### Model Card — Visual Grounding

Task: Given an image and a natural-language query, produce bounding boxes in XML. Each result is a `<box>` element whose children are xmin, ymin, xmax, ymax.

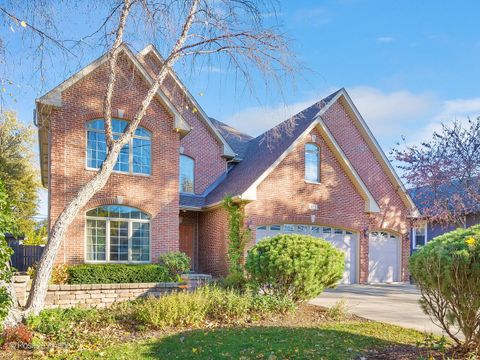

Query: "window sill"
<box><xmin>85</xmin><ymin>167</ymin><xmax>152</xmax><ymax>178</ymax></box>
<box><xmin>304</xmin><ymin>180</ymin><xmax>321</xmax><ymax>185</ymax></box>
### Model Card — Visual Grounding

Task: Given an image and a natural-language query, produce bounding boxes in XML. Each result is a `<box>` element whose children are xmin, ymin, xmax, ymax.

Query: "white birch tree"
<box><xmin>2</xmin><ymin>0</ymin><xmax>297</xmax><ymax>325</ymax></box>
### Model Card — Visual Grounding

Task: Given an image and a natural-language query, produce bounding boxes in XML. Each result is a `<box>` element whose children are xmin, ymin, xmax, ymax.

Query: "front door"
<box><xmin>179</xmin><ymin>223</ymin><xmax>194</xmax><ymax>269</ymax></box>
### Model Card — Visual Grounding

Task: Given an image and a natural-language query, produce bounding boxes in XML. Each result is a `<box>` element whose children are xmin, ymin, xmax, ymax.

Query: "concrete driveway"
<box><xmin>310</xmin><ymin>283</ymin><xmax>445</xmax><ymax>335</ymax></box>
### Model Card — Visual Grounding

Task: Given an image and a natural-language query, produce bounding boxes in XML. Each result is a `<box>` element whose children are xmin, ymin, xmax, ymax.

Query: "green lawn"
<box><xmin>71</xmin><ymin>321</ymin><xmax>427</xmax><ymax>360</ymax></box>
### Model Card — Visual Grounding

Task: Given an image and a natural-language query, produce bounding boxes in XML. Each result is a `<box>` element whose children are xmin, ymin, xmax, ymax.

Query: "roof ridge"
<box><xmin>252</xmin><ymin>89</ymin><xmax>343</xmax><ymax>142</ymax></box>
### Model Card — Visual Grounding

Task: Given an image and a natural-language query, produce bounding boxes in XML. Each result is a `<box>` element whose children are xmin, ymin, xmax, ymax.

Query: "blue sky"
<box><xmin>2</xmin><ymin>0</ymin><xmax>480</xmax><ymax>218</ymax></box>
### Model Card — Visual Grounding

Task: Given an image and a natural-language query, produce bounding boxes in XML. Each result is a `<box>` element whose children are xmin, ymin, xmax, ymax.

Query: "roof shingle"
<box><xmin>204</xmin><ymin>90</ymin><xmax>341</xmax><ymax>205</ymax></box>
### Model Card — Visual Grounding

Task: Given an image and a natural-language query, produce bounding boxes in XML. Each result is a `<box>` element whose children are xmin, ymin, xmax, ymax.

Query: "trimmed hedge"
<box><xmin>67</xmin><ymin>264</ymin><xmax>172</xmax><ymax>284</ymax></box>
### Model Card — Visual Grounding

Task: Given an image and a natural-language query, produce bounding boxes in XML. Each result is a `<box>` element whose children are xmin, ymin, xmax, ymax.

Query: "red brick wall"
<box><xmin>197</xmin><ymin>207</ymin><xmax>229</xmax><ymax>276</ymax></box>
<box><xmin>140</xmin><ymin>52</ymin><xmax>227</xmax><ymax>194</ymax></box>
<box><xmin>242</xmin><ymin>99</ymin><xmax>411</xmax><ymax>282</ymax></box>
<box><xmin>48</xmin><ymin>54</ymin><xmax>180</xmax><ymax>264</ymax></box>
<box><xmin>322</xmin><ymin>100</ymin><xmax>411</xmax><ymax>281</ymax></box>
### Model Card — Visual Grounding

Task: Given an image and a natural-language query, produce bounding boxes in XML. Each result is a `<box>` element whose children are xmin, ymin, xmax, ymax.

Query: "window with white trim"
<box><xmin>179</xmin><ymin>154</ymin><xmax>195</xmax><ymax>193</ymax></box>
<box><xmin>305</xmin><ymin>143</ymin><xmax>320</xmax><ymax>182</ymax></box>
<box><xmin>87</xmin><ymin>119</ymin><xmax>151</xmax><ymax>175</ymax></box>
<box><xmin>413</xmin><ymin>223</ymin><xmax>427</xmax><ymax>249</ymax></box>
<box><xmin>86</xmin><ymin>205</ymin><xmax>150</xmax><ymax>262</ymax></box>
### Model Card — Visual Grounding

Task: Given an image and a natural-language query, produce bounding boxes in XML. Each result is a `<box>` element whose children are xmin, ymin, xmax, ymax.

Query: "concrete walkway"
<box><xmin>310</xmin><ymin>284</ymin><xmax>446</xmax><ymax>335</ymax></box>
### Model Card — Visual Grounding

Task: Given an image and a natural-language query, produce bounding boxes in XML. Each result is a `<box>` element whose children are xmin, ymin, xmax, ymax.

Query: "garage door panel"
<box><xmin>255</xmin><ymin>224</ymin><xmax>357</xmax><ymax>284</ymax></box>
<box><xmin>368</xmin><ymin>232</ymin><xmax>400</xmax><ymax>283</ymax></box>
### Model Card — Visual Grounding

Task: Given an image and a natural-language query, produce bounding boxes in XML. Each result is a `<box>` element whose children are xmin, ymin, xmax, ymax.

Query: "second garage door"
<box><xmin>368</xmin><ymin>232</ymin><xmax>400</xmax><ymax>283</ymax></box>
<box><xmin>256</xmin><ymin>224</ymin><xmax>358</xmax><ymax>284</ymax></box>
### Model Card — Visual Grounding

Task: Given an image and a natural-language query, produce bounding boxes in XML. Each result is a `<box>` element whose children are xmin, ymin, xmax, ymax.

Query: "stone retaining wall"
<box><xmin>13</xmin><ymin>276</ymin><xmax>182</xmax><ymax>309</ymax></box>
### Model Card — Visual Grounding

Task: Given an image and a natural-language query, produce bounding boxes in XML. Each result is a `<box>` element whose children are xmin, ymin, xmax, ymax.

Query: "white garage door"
<box><xmin>368</xmin><ymin>232</ymin><xmax>400</xmax><ymax>283</ymax></box>
<box><xmin>256</xmin><ymin>224</ymin><xmax>357</xmax><ymax>284</ymax></box>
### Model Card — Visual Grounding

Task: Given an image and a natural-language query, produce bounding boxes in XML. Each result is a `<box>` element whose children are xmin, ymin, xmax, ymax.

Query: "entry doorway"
<box><xmin>179</xmin><ymin>223</ymin><xmax>195</xmax><ymax>270</ymax></box>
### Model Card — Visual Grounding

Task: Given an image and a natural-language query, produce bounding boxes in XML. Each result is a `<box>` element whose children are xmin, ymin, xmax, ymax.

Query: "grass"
<box><xmin>67</xmin><ymin>315</ymin><xmax>427</xmax><ymax>360</ymax></box>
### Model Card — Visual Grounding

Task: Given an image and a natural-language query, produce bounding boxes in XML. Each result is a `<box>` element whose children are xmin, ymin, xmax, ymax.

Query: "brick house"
<box><xmin>36</xmin><ymin>44</ymin><xmax>418</xmax><ymax>284</ymax></box>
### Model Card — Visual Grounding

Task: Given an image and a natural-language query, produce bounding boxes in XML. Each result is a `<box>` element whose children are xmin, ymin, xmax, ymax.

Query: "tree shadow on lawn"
<box><xmin>136</xmin><ymin>326</ymin><xmax>419</xmax><ymax>360</ymax></box>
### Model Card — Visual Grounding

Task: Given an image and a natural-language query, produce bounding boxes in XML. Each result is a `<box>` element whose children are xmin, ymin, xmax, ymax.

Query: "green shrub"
<box><xmin>26</xmin><ymin>307</ymin><xmax>113</xmax><ymax>342</ymax></box>
<box><xmin>219</xmin><ymin>272</ymin><xmax>247</xmax><ymax>291</ymax></box>
<box><xmin>67</xmin><ymin>264</ymin><xmax>172</xmax><ymax>284</ymax></box>
<box><xmin>158</xmin><ymin>252</ymin><xmax>190</xmax><ymax>278</ymax></box>
<box><xmin>133</xmin><ymin>290</ymin><xmax>210</xmax><ymax>328</ymax></box>
<box><xmin>410</xmin><ymin>225</ymin><xmax>480</xmax><ymax>352</ymax></box>
<box><xmin>246</xmin><ymin>234</ymin><xmax>345</xmax><ymax>302</ymax></box>
<box><xmin>131</xmin><ymin>286</ymin><xmax>295</xmax><ymax>328</ymax></box>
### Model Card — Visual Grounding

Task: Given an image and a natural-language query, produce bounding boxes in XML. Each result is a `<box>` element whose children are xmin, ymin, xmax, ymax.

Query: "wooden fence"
<box><xmin>9</xmin><ymin>243</ymin><xmax>44</xmax><ymax>272</ymax></box>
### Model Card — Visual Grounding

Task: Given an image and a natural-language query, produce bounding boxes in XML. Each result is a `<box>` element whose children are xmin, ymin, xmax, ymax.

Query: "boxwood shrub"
<box><xmin>67</xmin><ymin>264</ymin><xmax>172</xmax><ymax>284</ymax></box>
<box><xmin>246</xmin><ymin>234</ymin><xmax>345</xmax><ymax>302</ymax></box>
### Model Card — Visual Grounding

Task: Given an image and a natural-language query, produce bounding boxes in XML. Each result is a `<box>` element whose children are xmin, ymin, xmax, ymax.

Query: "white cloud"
<box><xmin>376</xmin><ymin>36</ymin><xmax>395</xmax><ymax>43</ymax></box>
<box><xmin>225</xmin><ymin>99</ymin><xmax>321</xmax><ymax>136</ymax></box>
<box><xmin>224</xmin><ymin>86</ymin><xmax>480</xmax><ymax>155</ymax></box>
<box><xmin>348</xmin><ymin>86</ymin><xmax>438</xmax><ymax>138</ymax></box>
<box><xmin>411</xmin><ymin>97</ymin><xmax>480</xmax><ymax>144</ymax></box>
<box><xmin>225</xmin><ymin>87</ymin><xmax>440</xmax><ymax>140</ymax></box>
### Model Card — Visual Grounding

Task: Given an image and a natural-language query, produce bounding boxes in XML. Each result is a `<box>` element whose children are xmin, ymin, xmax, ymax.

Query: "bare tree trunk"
<box><xmin>5</xmin><ymin>0</ymin><xmax>290</xmax><ymax>321</ymax></box>
<box><xmin>25</xmin><ymin>142</ymin><xmax>123</xmax><ymax>315</ymax></box>
<box><xmin>23</xmin><ymin>0</ymin><xmax>200</xmax><ymax>318</ymax></box>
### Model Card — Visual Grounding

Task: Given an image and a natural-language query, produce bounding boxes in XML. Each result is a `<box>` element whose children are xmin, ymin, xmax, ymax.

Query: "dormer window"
<box><xmin>305</xmin><ymin>143</ymin><xmax>320</xmax><ymax>183</ymax></box>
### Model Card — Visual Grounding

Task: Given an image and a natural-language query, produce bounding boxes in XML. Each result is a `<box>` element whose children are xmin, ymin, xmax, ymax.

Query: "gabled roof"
<box><xmin>36</xmin><ymin>43</ymin><xmax>238</xmax><ymax>187</ymax></box>
<box><xmin>205</xmin><ymin>90</ymin><xmax>340</xmax><ymax>206</ymax></box>
<box><xmin>138</xmin><ymin>44</ymin><xmax>236</xmax><ymax>158</ymax></box>
<box><xmin>36</xmin><ymin>43</ymin><xmax>191</xmax><ymax>135</ymax></box>
<box><xmin>203</xmin><ymin>89</ymin><xmax>386</xmax><ymax>213</ymax></box>
<box><xmin>201</xmin><ymin>88</ymin><xmax>417</xmax><ymax>214</ymax></box>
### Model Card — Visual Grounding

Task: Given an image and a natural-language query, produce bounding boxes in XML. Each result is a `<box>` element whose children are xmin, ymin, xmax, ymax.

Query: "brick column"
<box><xmin>359</xmin><ymin>231</ymin><xmax>369</xmax><ymax>284</ymax></box>
<box><xmin>401</xmin><ymin>233</ymin><xmax>411</xmax><ymax>282</ymax></box>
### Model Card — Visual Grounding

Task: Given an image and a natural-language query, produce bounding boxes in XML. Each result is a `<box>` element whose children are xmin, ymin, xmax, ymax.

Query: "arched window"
<box><xmin>179</xmin><ymin>154</ymin><xmax>194</xmax><ymax>193</ymax></box>
<box><xmin>305</xmin><ymin>143</ymin><xmax>320</xmax><ymax>183</ymax></box>
<box><xmin>87</xmin><ymin>119</ymin><xmax>151</xmax><ymax>175</ymax></box>
<box><xmin>86</xmin><ymin>205</ymin><xmax>150</xmax><ymax>262</ymax></box>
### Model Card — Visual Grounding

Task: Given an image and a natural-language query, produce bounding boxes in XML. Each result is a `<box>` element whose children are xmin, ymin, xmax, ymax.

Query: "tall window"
<box><xmin>87</xmin><ymin>119</ymin><xmax>151</xmax><ymax>175</ymax></box>
<box><xmin>179</xmin><ymin>155</ymin><xmax>194</xmax><ymax>193</ymax></box>
<box><xmin>413</xmin><ymin>223</ymin><xmax>427</xmax><ymax>249</ymax></box>
<box><xmin>305</xmin><ymin>143</ymin><xmax>320</xmax><ymax>183</ymax></box>
<box><xmin>86</xmin><ymin>205</ymin><xmax>150</xmax><ymax>262</ymax></box>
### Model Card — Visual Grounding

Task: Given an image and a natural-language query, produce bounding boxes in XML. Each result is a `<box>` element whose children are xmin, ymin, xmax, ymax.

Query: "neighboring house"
<box><xmin>409</xmin><ymin>182</ymin><xmax>480</xmax><ymax>250</ymax></box>
<box><xmin>35</xmin><ymin>43</ymin><xmax>418</xmax><ymax>284</ymax></box>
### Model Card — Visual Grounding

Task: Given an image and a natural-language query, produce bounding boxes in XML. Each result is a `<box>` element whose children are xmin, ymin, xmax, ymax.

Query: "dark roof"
<box><xmin>180</xmin><ymin>193</ymin><xmax>206</xmax><ymax>208</ymax></box>
<box><xmin>209</xmin><ymin>118</ymin><xmax>253</xmax><ymax>159</ymax></box>
<box><xmin>408</xmin><ymin>178</ymin><xmax>480</xmax><ymax>215</ymax></box>
<box><xmin>204</xmin><ymin>90</ymin><xmax>341</xmax><ymax>205</ymax></box>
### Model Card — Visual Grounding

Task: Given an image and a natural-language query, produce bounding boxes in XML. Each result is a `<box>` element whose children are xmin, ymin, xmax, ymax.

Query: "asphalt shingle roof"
<box><xmin>204</xmin><ymin>90</ymin><xmax>341</xmax><ymax>206</ymax></box>
<box><xmin>209</xmin><ymin>118</ymin><xmax>253</xmax><ymax>159</ymax></box>
<box><xmin>408</xmin><ymin>178</ymin><xmax>480</xmax><ymax>215</ymax></box>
